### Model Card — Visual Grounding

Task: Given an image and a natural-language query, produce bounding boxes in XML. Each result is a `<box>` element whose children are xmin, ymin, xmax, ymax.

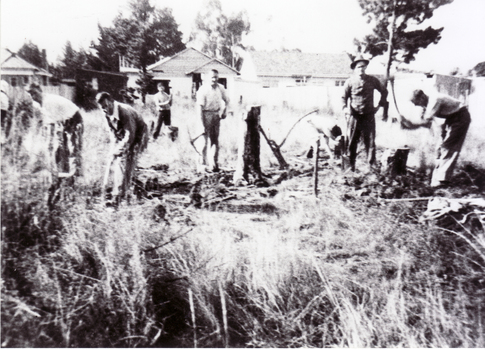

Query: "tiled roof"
<box><xmin>148</xmin><ymin>47</ymin><xmax>212</xmax><ymax>76</ymax></box>
<box><xmin>148</xmin><ymin>47</ymin><xmax>238</xmax><ymax>77</ymax></box>
<box><xmin>248</xmin><ymin>51</ymin><xmax>353</xmax><ymax>77</ymax></box>
<box><xmin>186</xmin><ymin>58</ymin><xmax>239</xmax><ymax>75</ymax></box>
<box><xmin>1</xmin><ymin>48</ymin><xmax>51</xmax><ymax>76</ymax></box>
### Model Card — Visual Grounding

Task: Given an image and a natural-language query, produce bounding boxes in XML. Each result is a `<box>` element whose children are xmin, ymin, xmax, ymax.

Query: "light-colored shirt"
<box><xmin>155</xmin><ymin>90</ymin><xmax>172</xmax><ymax>111</ymax></box>
<box><xmin>422</xmin><ymin>92</ymin><xmax>466</xmax><ymax>121</ymax></box>
<box><xmin>196</xmin><ymin>83</ymin><xmax>229</xmax><ymax>112</ymax></box>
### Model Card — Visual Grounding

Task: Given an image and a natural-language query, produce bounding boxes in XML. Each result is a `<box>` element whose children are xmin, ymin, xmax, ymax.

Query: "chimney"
<box><xmin>42</xmin><ymin>49</ymin><xmax>48</xmax><ymax>71</ymax></box>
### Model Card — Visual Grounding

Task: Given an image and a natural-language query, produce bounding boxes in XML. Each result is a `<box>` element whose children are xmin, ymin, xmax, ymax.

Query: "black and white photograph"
<box><xmin>1</xmin><ymin>0</ymin><xmax>485</xmax><ymax>347</ymax></box>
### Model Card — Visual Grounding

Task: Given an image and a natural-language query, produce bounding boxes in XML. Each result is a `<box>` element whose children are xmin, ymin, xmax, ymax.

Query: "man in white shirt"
<box><xmin>196</xmin><ymin>69</ymin><xmax>229</xmax><ymax>172</ymax></box>
<box><xmin>153</xmin><ymin>82</ymin><xmax>172</xmax><ymax>139</ymax></box>
<box><xmin>400</xmin><ymin>89</ymin><xmax>471</xmax><ymax>187</ymax></box>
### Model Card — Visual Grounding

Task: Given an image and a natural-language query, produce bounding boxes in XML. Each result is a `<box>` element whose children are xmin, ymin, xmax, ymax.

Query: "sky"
<box><xmin>1</xmin><ymin>0</ymin><xmax>484</xmax><ymax>75</ymax></box>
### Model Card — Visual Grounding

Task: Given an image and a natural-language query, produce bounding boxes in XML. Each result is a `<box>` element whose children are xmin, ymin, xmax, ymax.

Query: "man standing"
<box><xmin>400</xmin><ymin>89</ymin><xmax>471</xmax><ymax>188</ymax></box>
<box><xmin>342</xmin><ymin>56</ymin><xmax>388</xmax><ymax>172</ymax></box>
<box><xmin>196</xmin><ymin>69</ymin><xmax>229</xmax><ymax>172</ymax></box>
<box><xmin>96</xmin><ymin>92</ymin><xmax>148</xmax><ymax>204</ymax></box>
<box><xmin>153</xmin><ymin>82</ymin><xmax>172</xmax><ymax>139</ymax></box>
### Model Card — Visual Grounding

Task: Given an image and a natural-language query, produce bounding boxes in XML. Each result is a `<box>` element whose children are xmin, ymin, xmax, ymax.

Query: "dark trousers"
<box><xmin>347</xmin><ymin>112</ymin><xmax>376</xmax><ymax>170</ymax></box>
<box><xmin>153</xmin><ymin>110</ymin><xmax>171</xmax><ymax>139</ymax></box>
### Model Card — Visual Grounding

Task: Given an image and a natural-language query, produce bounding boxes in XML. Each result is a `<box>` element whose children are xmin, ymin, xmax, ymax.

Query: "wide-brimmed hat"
<box><xmin>350</xmin><ymin>55</ymin><xmax>370</xmax><ymax>69</ymax></box>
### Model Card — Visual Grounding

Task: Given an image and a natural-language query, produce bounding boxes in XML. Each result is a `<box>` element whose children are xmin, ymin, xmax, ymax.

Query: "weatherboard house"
<box><xmin>1</xmin><ymin>48</ymin><xmax>52</xmax><ymax>87</ymax></box>
<box><xmin>238</xmin><ymin>50</ymin><xmax>353</xmax><ymax>88</ymax></box>
<box><xmin>146</xmin><ymin>47</ymin><xmax>240</xmax><ymax>100</ymax></box>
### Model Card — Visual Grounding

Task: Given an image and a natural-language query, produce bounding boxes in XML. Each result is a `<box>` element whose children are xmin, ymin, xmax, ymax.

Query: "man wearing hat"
<box><xmin>342</xmin><ymin>56</ymin><xmax>388</xmax><ymax>172</ymax></box>
<box><xmin>96</xmin><ymin>92</ymin><xmax>148</xmax><ymax>205</ymax></box>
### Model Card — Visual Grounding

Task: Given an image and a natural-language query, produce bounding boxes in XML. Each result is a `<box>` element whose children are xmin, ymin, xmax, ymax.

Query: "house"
<box><xmin>238</xmin><ymin>51</ymin><xmax>353</xmax><ymax>88</ymax></box>
<box><xmin>147</xmin><ymin>47</ymin><xmax>240</xmax><ymax>100</ymax></box>
<box><xmin>1</xmin><ymin>48</ymin><xmax>52</xmax><ymax>87</ymax></box>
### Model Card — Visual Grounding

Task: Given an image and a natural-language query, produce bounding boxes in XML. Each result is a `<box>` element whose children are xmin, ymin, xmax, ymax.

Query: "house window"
<box><xmin>24</xmin><ymin>76</ymin><xmax>30</xmax><ymax>85</ymax></box>
<box><xmin>295</xmin><ymin>76</ymin><xmax>307</xmax><ymax>86</ymax></box>
<box><xmin>42</xmin><ymin>76</ymin><xmax>48</xmax><ymax>86</ymax></box>
<box><xmin>11</xmin><ymin>77</ymin><xmax>17</xmax><ymax>87</ymax></box>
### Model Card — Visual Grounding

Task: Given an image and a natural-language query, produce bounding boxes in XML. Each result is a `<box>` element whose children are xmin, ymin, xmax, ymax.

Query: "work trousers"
<box><xmin>153</xmin><ymin>110</ymin><xmax>171</xmax><ymax>139</ymax></box>
<box><xmin>347</xmin><ymin>112</ymin><xmax>376</xmax><ymax>170</ymax></box>
<box><xmin>201</xmin><ymin>110</ymin><xmax>221</xmax><ymax>171</ymax></box>
<box><xmin>431</xmin><ymin>107</ymin><xmax>471</xmax><ymax>187</ymax></box>
<box><xmin>104</xmin><ymin>148</ymin><xmax>137</xmax><ymax>202</ymax></box>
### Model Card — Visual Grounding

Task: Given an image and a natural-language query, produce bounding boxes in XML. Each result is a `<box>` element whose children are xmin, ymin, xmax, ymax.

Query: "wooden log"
<box><xmin>313</xmin><ymin>139</ymin><xmax>320</xmax><ymax>197</ymax></box>
<box><xmin>258</xmin><ymin>125</ymin><xmax>289</xmax><ymax>170</ymax></box>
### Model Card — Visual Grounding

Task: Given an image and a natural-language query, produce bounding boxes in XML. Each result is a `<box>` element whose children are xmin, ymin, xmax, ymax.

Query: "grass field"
<box><xmin>1</xmin><ymin>98</ymin><xmax>485</xmax><ymax>347</ymax></box>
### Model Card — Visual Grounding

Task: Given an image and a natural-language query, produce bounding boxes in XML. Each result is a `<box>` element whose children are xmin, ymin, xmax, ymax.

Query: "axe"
<box><xmin>188</xmin><ymin>129</ymin><xmax>205</xmax><ymax>156</ymax></box>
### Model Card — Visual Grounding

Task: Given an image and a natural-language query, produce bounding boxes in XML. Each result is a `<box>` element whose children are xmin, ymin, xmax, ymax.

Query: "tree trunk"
<box><xmin>234</xmin><ymin>106</ymin><xmax>265</xmax><ymax>185</ymax></box>
<box><xmin>383</xmin><ymin>0</ymin><xmax>397</xmax><ymax>123</ymax></box>
<box><xmin>313</xmin><ymin>138</ymin><xmax>320</xmax><ymax>197</ymax></box>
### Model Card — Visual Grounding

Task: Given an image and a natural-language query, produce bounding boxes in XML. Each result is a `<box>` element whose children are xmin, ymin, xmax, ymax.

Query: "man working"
<box><xmin>306</xmin><ymin>115</ymin><xmax>344</xmax><ymax>161</ymax></box>
<box><xmin>196</xmin><ymin>69</ymin><xmax>229</xmax><ymax>172</ymax></box>
<box><xmin>96</xmin><ymin>92</ymin><xmax>148</xmax><ymax>204</ymax></box>
<box><xmin>153</xmin><ymin>82</ymin><xmax>172</xmax><ymax>139</ymax></box>
<box><xmin>342</xmin><ymin>56</ymin><xmax>388</xmax><ymax>172</ymax></box>
<box><xmin>400</xmin><ymin>89</ymin><xmax>471</xmax><ymax>188</ymax></box>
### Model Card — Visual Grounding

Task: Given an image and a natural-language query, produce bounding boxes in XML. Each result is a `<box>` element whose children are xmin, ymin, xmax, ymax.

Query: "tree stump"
<box><xmin>234</xmin><ymin>106</ymin><xmax>266</xmax><ymax>185</ymax></box>
<box><xmin>381</xmin><ymin>148</ymin><xmax>410</xmax><ymax>176</ymax></box>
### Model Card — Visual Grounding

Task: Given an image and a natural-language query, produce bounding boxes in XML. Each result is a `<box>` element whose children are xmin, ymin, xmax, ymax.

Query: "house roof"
<box><xmin>148</xmin><ymin>47</ymin><xmax>212</xmax><ymax>73</ymax></box>
<box><xmin>1</xmin><ymin>48</ymin><xmax>52</xmax><ymax>77</ymax></box>
<box><xmin>247</xmin><ymin>51</ymin><xmax>353</xmax><ymax>78</ymax></box>
<box><xmin>186</xmin><ymin>58</ymin><xmax>239</xmax><ymax>75</ymax></box>
<box><xmin>148</xmin><ymin>47</ymin><xmax>238</xmax><ymax>77</ymax></box>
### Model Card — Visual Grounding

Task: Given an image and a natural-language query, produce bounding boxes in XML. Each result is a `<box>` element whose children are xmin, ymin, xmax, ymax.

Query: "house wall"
<box><xmin>259</xmin><ymin>75</ymin><xmax>347</xmax><ymax>88</ymax></box>
<box><xmin>2</xmin><ymin>74</ymin><xmax>50</xmax><ymax>87</ymax></box>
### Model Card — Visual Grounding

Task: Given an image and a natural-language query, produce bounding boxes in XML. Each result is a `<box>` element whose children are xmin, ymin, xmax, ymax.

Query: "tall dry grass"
<box><xmin>2</xmin><ymin>96</ymin><xmax>484</xmax><ymax>347</ymax></box>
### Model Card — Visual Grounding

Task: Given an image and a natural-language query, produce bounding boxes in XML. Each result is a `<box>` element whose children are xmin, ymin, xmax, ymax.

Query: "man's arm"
<box><xmin>341</xmin><ymin>79</ymin><xmax>351</xmax><ymax>116</ymax></box>
<box><xmin>220</xmin><ymin>84</ymin><xmax>230</xmax><ymax>118</ymax></box>
<box><xmin>374</xmin><ymin>77</ymin><xmax>388</xmax><ymax>113</ymax></box>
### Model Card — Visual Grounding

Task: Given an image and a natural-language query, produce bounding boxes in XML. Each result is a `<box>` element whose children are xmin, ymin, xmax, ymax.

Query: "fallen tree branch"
<box><xmin>142</xmin><ymin>228</ymin><xmax>193</xmax><ymax>253</ymax></box>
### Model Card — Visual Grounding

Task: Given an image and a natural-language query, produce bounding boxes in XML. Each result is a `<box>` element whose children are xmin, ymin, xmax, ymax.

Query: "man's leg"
<box><xmin>111</xmin><ymin>156</ymin><xmax>123</xmax><ymax>200</ymax></box>
<box><xmin>208</xmin><ymin>112</ymin><xmax>221</xmax><ymax>171</ymax></box>
<box><xmin>431</xmin><ymin>110</ymin><xmax>470</xmax><ymax>186</ymax></box>
<box><xmin>362</xmin><ymin>115</ymin><xmax>376</xmax><ymax>166</ymax></box>
<box><xmin>153</xmin><ymin>111</ymin><xmax>164</xmax><ymax>139</ymax></box>
<box><xmin>347</xmin><ymin>116</ymin><xmax>360</xmax><ymax>171</ymax></box>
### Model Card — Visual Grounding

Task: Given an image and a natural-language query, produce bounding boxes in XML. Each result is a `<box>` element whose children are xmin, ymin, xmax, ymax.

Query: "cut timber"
<box><xmin>258</xmin><ymin>125</ymin><xmax>289</xmax><ymax>170</ymax></box>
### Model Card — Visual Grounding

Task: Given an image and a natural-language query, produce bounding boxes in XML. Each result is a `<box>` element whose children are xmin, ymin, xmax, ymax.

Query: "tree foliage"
<box><xmin>94</xmin><ymin>0</ymin><xmax>185</xmax><ymax>71</ymax></box>
<box><xmin>17</xmin><ymin>41</ymin><xmax>47</xmax><ymax>69</ymax></box>
<box><xmin>356</xmin><ymin>0</ymin><xmax>454</xmax><ymax>65</ymax></box>
<box><xmin>93</xmin><ymin>0</ymin><xmax>185</xmax><ymax>98</ymax></box>
<box><xmin>192</xmin><ymin>0</ymin><xmax>250</xmax><ymax>67</ymax></box>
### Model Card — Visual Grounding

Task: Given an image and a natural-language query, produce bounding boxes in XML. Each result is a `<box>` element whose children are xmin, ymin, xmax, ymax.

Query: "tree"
<box><xmin>471</xmin><ymin>61</ymin><xmax>485</xmax><ymax>77</ymax></box>
<box><xmin>192</xmin><ymin>0</ymin><xmax>250</xmax><ymax>67</ymax></box>
<box><xmin>355</xmin><ymin>0</ymin><xmax>454</xmax><ymax>121</ymax></box>
<box><xmin>93</xmin><ymin>0</ymin><xmax>185</xmax><ymax>100</ymax></box>
<box><xmin>17</xmin><ymin>41</ymin><xmax>47</xmax><ymax>69</ymax></box>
